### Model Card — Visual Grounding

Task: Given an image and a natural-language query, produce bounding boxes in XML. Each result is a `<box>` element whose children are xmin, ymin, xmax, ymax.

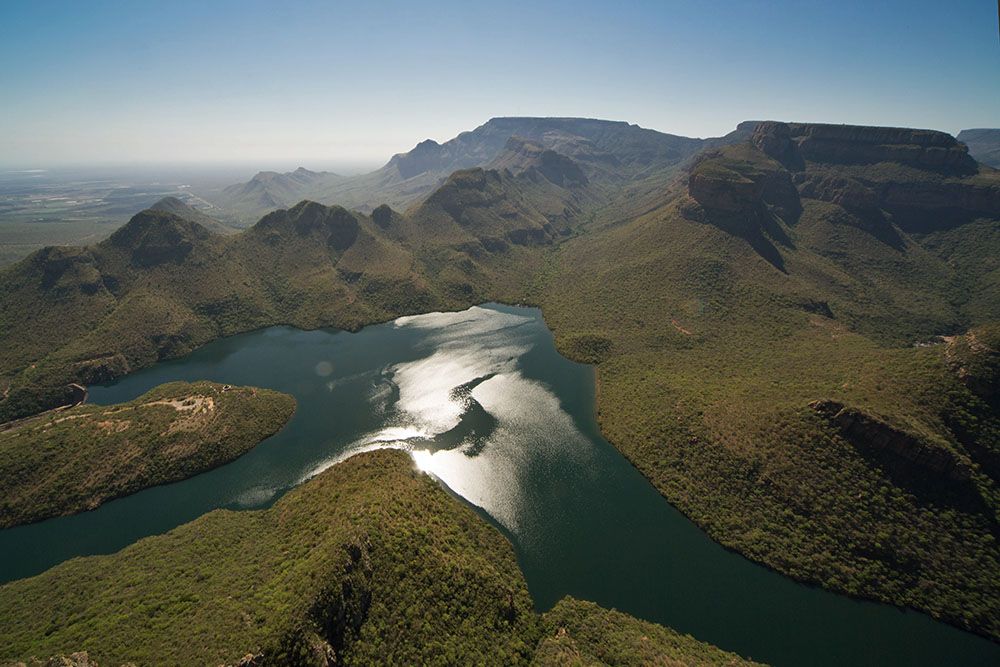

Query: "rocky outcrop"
<box><xmin>688</xmin><ymin>167</ymin><xmax>761</xmax><ymax>214</ymax></box>
<box><xmin>873</xmin><ymin>180</ymin><xmax>1000</xmax><ymax>232</ymax></box>
<box><xmin>688</xmin><ymin>154</ymin><xmax>801</xmax><ymax>223</ymax></box>
<box><xmin>743</xmin><ymin>121</ymin><xmax>1000</xmax><ymax>232</ymax></box>
<box><xmin>787</xmin><ymin>123</ymin><xmax>976</xmax><ymax>173</ymax></box>
<box><xmin>796</xmin><ymin>174</ymin><xmax>880</xmax><ymax>211</ymax></box>
<box><xmin>810</xmin><ymin>399</ymin><xmax>971</xmax><ymax>481</ymax></box>
<box><xmin>752</xmin><ymin>121</ymin><xmax>804</xmax><ymax>170</ymax></box>
<box><xmin>746</xmin><ymin>120</ymin><xmax>978</xmax><ymax>173</ymax></box>
<box><xmin>686</xmin><ymin>155</ymin><xmax>797</xmax><ymax>272</ymax></box>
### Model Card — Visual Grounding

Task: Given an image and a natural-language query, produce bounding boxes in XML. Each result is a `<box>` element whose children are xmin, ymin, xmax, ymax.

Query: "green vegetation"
<box><xmin>0</xmin><ymin>381</ymin><xmax>294</xmax><ymax>528</ymax></box>
<box><xmin>0</xmin><ymin>451</ymin><xmax>752</xmax><ymax>666</ymax></box>
<box><xmin>0</xmin><ymin>450</ymin><xmax>538</xmax><ymax>665</ymax></box>
<box><xmin>533</xmin><ymin>597</ymin><xmax>764</xmax><ymax>666</ymax></box>
<box><xmin>534</xmin><ymin>124</ymin><xmax>1000</xmax><ymax>639</ymax></box>
<box><xmin>2</xmin><ymin>118</ymin><xmax>1000</xmax><ymax>644</ymax></box>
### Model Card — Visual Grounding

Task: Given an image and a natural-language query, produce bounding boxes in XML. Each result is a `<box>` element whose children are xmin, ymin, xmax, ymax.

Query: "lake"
<box><xmin>0</xmin><ymin>304</ymin><xmax>996</xmax><ymax>666</ymax></box>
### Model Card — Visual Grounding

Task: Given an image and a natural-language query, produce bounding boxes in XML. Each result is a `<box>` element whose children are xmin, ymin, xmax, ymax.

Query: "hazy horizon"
<box><xmin>2</xmin><ymin>0</ymin><xmax>998</xmax><ymax>169</ymax></box>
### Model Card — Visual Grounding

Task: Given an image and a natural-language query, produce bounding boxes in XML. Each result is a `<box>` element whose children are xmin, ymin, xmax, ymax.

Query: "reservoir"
<box><xmin>0</xmin><ymin>304</ymin><xmax>996</xmax><ymax>666</ymax></box>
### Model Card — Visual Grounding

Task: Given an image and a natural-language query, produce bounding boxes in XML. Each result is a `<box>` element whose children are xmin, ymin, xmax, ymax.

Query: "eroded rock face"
<box><xmin>810</xmin><ymin>399</ymin><xmax>972</xmax><ymax>481</ymax></box>
<box><xmin>687</xmin><ymin>168</ymin><xmax>760</xmax><ymax>214</ymax></box>
<box><xmin>874</xmin><ymin>180</ymin><xmax>1000</xmax><ymax>232</ymax></box>
<box><xmin>743</xmin><ymin>120</ymin><xmax>999</xmax><ymax>233</ymax></box>
<box><xmin>688</xmin><ymin>156</ymin><xmax>800</xmax><ymax>223</ymax></box>
<box><xmin>786</xmin><ymin>123</ymin><xmax>977</xmax><ymax>173</ymax></box>
<box><xmin>796</xmin><ymin>174</ymin><xmax>880</xmax><ymax>212</ymax></box>
<box><xmin>752</xmin><ymin>121</ymin><xmax>804</xmax><ymax>170</ymax></box>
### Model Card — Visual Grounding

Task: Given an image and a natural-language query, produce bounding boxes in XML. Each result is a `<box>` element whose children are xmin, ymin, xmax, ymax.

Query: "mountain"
<box><xmin>958</xmin><ymin>128</ymin><xmax>1000</xmax><ymax>167</ymax></box>
<box><xmin>0</xmin><ymin>161</ymin><xmax>593</xmax><ymax>420</ymax></box>
<box><xmin>148</xmin><ymin>195</ymin><xmax>239</xmax><ymax>235</ymax></box>
<box><xmin>2</xmin><ymin>117</ymin><xmax>1000</xmax><ymax>642</ymax></box>
<box><xmin>0</xmin><ymin>450</ymin><xmax>763</xmax><ymax>666</ymax></box>
<box><xmin>536</xmin><ymin>119</ymin><xmax>1000</xmax><ymax>639</ymax></box>
<box><xmin>209</xmin><ymin>117</ymin><xmax>716</xmax><ymax>222</ymax></box>
<box><xmin>487</xmin><ymin>136</ymin><xmax>590</xmax><ymax>187</ymax></box>
<box><xmin>214</xmin><ymin>167</ymin><xmax>341</xmax><ymax>223</ymax></box>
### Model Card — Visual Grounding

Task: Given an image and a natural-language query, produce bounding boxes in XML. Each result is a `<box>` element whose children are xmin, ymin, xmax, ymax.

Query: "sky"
<box><xmin>0</xmin><ymin>0</ymin><xmax>997</xmax><ymax>169</ymax></box>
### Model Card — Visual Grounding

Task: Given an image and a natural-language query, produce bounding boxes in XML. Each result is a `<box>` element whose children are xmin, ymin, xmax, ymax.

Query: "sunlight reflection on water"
<box><xmin>298</xmin><ymin>305</ymin><xmax>592</xmax><ymax>540</ymax></box>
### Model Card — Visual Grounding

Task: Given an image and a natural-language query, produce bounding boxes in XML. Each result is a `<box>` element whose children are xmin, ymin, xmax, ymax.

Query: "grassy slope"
<box><xmin>0</xmin><ymin>165</ymin><xmax>590</xmax><ymax>421</ymax></box>
<box><xmin>0</xmin><ymin>381</ymin><xmax>295</xmax><ymax>528</ymax></box>
<box><xmin>534</xmin><ymin>141</ymin><xmax>1000</xmax><ymax>637</ymax></box>
<box><xmin>0</xmin><ymin>451</ymin><xmax>756</xmax><ymax>667</ymax></box>
<box><xmin>533</xmin><ymin>597</ymin><xmax>764</xmax><ymax>667</ymax></box>
<box><xmin>2</xmin><ymin>122</ymin><xmax>999</xmax><ymax>642</ymax></box>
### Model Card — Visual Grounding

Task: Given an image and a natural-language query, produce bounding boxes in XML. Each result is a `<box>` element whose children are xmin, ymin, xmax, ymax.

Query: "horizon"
<box><xmin>2</xmin><ymin>0</ymin><xmax>998</xmax><ymax>169</ymax></box>
<box><xmin>0</xmin><ymin>114</ymin><xmax>993</xmax><ymax>173</ymax></box>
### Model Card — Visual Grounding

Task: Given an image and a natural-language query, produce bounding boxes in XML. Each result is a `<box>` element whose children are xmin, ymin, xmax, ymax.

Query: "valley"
<box><xmin>2</xmin><ymin>116</ymin><xmax>999</xmax><ymax>665</ymax></box>
<box><xmin>1</xmin><ymin>306</ymin><xmax>996</xmax><ymax>666</ymax></box>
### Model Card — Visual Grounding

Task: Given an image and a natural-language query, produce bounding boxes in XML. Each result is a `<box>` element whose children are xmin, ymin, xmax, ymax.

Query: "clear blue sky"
<box><xmin>1</xmin><ymin>0</ymin><xmax>997</xmax><ymax>168</ymax></box>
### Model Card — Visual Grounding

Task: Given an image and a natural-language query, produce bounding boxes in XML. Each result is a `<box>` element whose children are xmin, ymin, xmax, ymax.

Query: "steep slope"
<box><xmin>0</xmin><ymin>450</ymin><xmax>761</xmax><ymax>667</ymax></box>
<box><xmin>148</xmin><ymin>196</ymin><xmax>238</xmax><ymax>235</ymax></box>
<box><xmin>957</xmin><ymin>128</ymin><xmax>1000</xmax><ymax>168</ymax></box>
<box><xmin>535</xmin><ymin>120</ymin><xmax>1000</xmax><ymax>639</ymax></box>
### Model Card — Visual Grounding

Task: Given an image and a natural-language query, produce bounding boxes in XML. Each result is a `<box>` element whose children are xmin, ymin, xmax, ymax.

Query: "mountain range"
<box><xmin>959</xmin><ymin>128</ymin><xmax>1000</xmax><ymax>168</ymax></box>
<box><xmin>209</xmin><ymin>117</ymin><xmax>744</xmax><ymax>224</ymax></box>
<box><xmin>2</xmin><ymin>115</ymin><xmax>1000</xmax><ymax>661</ymax></box>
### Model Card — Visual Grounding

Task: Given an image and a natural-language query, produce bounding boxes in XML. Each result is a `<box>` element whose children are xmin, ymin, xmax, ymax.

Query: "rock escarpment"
<box><xmin>691</xmin><ymin>120</ymin><xmax>1000</xmax><ymax>240</ymax></box>
<box><xmin>787</xmin><ymin>122</ymin><xmax>976</xmax><ymax>173</ymax></box>
<box><xmin>809</xmin><ymin>399</ymin><xmax>972</xmax><ymax>482</ymax></box>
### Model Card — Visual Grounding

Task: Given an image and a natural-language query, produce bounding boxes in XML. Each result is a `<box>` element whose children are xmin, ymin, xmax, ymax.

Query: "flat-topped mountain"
<box><xmin>210</xmin><ymin>117</ymin><xmax>716</xmax><ymax>222</ymax></box>
<box><xmin>958</xmin><ymin>128</ymin><xmax>1000</xmax><ymax>167</ymax></box>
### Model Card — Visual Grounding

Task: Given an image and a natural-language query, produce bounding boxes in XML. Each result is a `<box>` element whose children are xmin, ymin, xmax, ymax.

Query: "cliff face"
<box><xmin>810</xmin><ymin>400</ymin><xmax>972</xmax><ymax>482</ymax></box>
<box><xmin>695</xmin><ymin>121</ymin><xmax>1000</xmax><ymax>237</ymax></box>
<box><xmin>748</xmin><ymin>120</ymin><xmax>978</xmax><ymax>172</ymax></box>
<box><xmin>787</xmin><ymin>122</ymin><xmax>976</xmax><ymax>173</ymax></box>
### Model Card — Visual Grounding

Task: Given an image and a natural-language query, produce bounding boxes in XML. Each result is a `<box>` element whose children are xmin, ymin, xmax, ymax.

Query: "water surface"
<box><xmin>1</xmin><ymin>304</ymin><xmax>996</xmax><ymax>666</ymax></box>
